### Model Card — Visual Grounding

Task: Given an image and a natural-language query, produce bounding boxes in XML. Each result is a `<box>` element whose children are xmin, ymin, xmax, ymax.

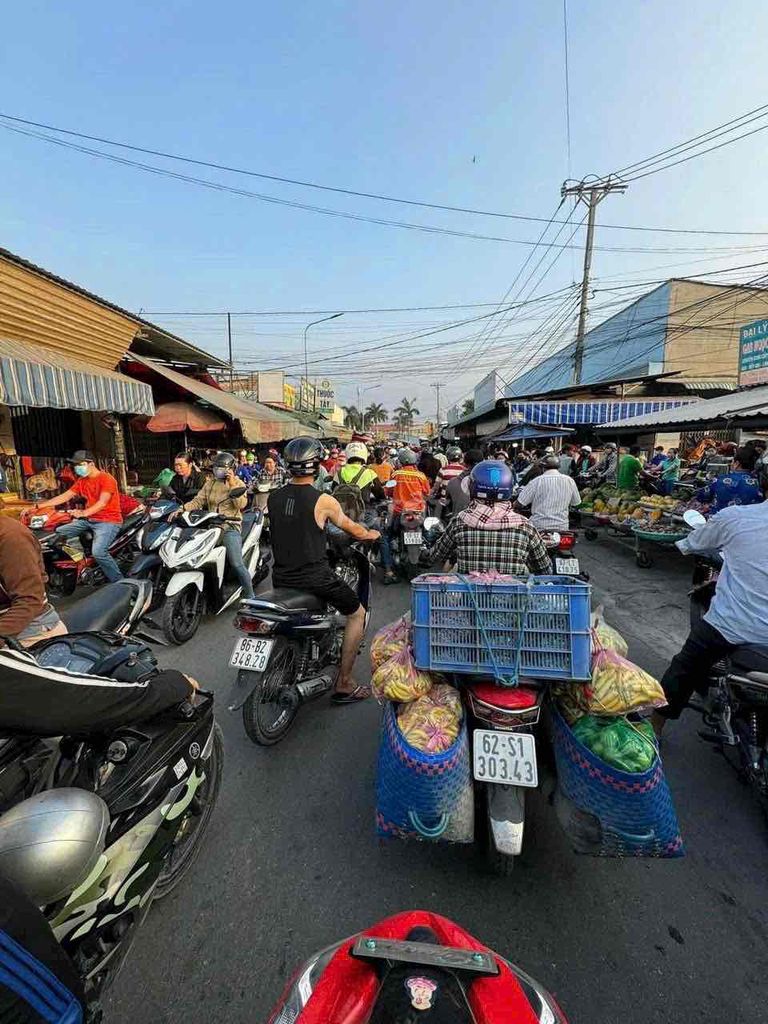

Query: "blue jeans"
<box><xmin>221</xmin><ymin>528</ymin><xmax>255</xmax><ymax>599</ymax></box>
<box><xmin>55</xmin><ymin>519</ymin><xmax>123</xmax><ymax>582</ymax></box>
<box><xmin>379</xmin><ymin>514</ymin><xmax>400</xmax><ymax>572</ymax></box>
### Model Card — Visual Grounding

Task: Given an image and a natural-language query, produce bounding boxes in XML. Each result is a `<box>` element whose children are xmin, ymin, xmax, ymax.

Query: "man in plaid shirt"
<box><xmin>427</xmin><ymin>460</ymin><xmax>551</xmax><ymax>576</ymax></box>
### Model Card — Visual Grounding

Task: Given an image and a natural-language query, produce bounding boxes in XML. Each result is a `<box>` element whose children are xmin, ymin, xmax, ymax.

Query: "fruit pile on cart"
<box><xmin>575</xmin><ymin>486</ymin><xmax>707</xmax><ymax>568</ymax></box>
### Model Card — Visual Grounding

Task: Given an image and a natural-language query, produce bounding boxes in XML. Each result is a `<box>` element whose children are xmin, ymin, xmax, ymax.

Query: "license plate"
<box><xmin>229</xmin><ymin>637</ymin><xmax>274</xmax><ymax>672</ymax></box>
<box><xmin>473</xmin><ymin>730</ymin><xmax>538</xmax><ymax>787</ymax></box>
<box><xmin>555</xmin><ymin>557</ymin><xmax>580</xmax><ymax>575</ymax></box>
<box><xmin>403</xmin><ymin>531</ymin><xmax>422</xmax><ymax>545</ymax></box>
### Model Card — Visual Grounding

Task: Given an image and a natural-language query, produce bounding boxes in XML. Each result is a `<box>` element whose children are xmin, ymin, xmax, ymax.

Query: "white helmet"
<box><xmin>580</xmin><ymin>445</ymin><xmax>592</xmax><ymax>453</ymax></box>
<box><xmin>544</xmin><ymin>446</ymin><xmax>555</xmax><ymax>454</ymax></box>
<box><xmin>345</xmin><ymin>441</ymin><xmax>369</xmax><ymax>462</ymax></box>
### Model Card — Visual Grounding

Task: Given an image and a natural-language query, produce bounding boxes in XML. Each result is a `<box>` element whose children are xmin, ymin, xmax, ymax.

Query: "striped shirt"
<box><xmin>516</xmin><ymin>469</ymin><xmax>581</xmax><ymax>531</ymax></box>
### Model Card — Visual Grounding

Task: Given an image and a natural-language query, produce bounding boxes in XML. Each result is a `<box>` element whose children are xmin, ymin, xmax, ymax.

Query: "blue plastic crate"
<box><xmin>411</xmin><ymin>574</ymin><xmax>591</xmax><ymax>681</ymax></box>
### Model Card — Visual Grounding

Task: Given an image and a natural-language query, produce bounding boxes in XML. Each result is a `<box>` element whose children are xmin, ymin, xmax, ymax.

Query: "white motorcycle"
<box><xmin>157</xmin><ymin>487</ymin><xmax>270</xmax><ymax>644</ymax></box>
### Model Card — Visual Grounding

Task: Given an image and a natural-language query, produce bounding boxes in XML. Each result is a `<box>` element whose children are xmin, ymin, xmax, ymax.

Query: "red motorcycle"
<box><xmin>268</xmin><ymin>910</ymin><xmax>568</xmax><ymax>1023</ymax></box>
<box><xmin>23</xmin><ymin>504</ymin><xmax>148</xmax><ymax>595</ymax></box>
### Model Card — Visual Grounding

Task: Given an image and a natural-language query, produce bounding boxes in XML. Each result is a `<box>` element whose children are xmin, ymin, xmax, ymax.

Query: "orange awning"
<box><xmin>145</xmin><ymin>401</ymin><xmax>225</xmax><ymax>433</ymax></box>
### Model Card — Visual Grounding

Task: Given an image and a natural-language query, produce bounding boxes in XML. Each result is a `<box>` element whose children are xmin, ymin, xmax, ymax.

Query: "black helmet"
<box><xmin>212</xmin><ymin>451</ymin><xmax>236</xmax><ymax>470</ymax></box>
<box><xmin>284</xmin><ymin>435</ymin><xmax>324</xmax><ymax>476</ymax></box>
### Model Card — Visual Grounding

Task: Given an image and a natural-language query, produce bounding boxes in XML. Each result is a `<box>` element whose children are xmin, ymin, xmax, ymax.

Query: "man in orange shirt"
<box><xmin>370</xmin><ymin>447</ymin><xmax>393</xmax><ymax>485</ymax></box>
<box><xmin>380</xmin><ymin>449</ymin><xmax>430</xmax><ymax>583</ymax></box>
<box><xmin>39</xmin><ymin>450</ymin><xmax>125</xmax><ymax>582</ymax></box>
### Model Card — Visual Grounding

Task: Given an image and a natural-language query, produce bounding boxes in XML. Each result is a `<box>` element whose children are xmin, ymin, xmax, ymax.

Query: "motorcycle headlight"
<box><xmin>268</xmin><ymin>941</ymin><xmax>346</xmax><ymax>1023</ymax></box>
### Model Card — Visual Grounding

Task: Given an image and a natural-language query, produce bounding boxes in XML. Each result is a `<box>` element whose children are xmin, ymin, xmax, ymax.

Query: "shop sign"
<box><xmin>739</xmin><ymin>319</ymin><xmax>768</xmax><ymax>386</ymax></box>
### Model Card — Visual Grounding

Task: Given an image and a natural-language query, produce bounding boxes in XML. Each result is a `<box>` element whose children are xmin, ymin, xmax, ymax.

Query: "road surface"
<box><xmin>107</xmin><ymin>533</ymin><xmax>768</xmax><ymax>1023</ymax></box>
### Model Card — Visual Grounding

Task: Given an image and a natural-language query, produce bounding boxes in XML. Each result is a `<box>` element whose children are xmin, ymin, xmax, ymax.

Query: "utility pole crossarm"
<box><xmin>561</xmin><ymin>177</ymin><xmax>628</xmax><ymax>385</ymax></box>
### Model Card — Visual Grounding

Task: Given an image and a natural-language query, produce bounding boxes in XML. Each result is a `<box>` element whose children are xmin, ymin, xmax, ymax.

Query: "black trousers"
<box><xmin>658</xmin><ymin>616</ymin><xmax>735</xmax><ymax>720</ymax></box>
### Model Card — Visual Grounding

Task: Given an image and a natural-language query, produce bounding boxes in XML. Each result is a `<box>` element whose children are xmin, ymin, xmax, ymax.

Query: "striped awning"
<box><xmin>0</xmin><ymin>338</ymin><xmax>154</xmax><ymax>416</ymax></box>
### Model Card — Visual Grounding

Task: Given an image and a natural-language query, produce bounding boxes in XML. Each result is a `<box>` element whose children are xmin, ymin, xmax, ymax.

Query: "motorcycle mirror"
<box><xmin>683</xmin><ymin>509</ymin><xmax>706</xmax><ymax>529</ymax></box>
<box><xmin>229</xmin><ymin>486</ymin><xmax>247</xmax><ymax>499</ymax></box>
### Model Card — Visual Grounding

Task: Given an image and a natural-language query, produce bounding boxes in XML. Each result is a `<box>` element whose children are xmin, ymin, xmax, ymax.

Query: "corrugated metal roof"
<box><xmin>129</xmin><ymin>355</ymin><xmax>317</xmax><ymax>443</ymax></box>
<box><xmin>0</xmin><ymin>338</ymin><xmax>154</xmax><ymax>416</ymax></box>
<box><xmin>677</xmin><ymin>380</ymin><xmax>739</xmax><ymax>392</ymax></box>
<box><xmin>600</xmin><ymin>385</ymin><xmax>768</xmax><ymax>430</ymax></box>
<box><xmin>0</xmin><ymin>247</ymin><xmax>227</xmax><ymax>368</ymax></box>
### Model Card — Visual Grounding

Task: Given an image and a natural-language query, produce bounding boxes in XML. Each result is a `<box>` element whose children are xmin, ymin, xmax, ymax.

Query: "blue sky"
<box><xmin>2</xmin><ymin>1</ymin><xmax>768</xmax><ymax>417</ymax></box>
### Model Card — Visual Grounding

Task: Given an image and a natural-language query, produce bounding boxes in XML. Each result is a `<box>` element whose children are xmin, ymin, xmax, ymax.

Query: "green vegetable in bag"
<box><xmin>572</xmin><ymin>715</ymin><xmax>657</xmax><ymax>773</ymax></box>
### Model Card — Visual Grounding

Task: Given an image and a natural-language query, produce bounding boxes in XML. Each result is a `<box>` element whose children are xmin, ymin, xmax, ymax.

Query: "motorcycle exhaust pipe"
<box><xmin>296</xmin><ymin>673</ymin><xmax>335</xmax><ymax>702</ymax></box>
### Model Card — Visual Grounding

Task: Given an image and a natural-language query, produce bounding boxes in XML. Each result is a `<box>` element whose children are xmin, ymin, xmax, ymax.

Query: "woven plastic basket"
<box><xmin>376</xmin><ymin>702</ymin><xmax>474</xmax><ymax>844</ymax></box>
<box><xmin>550</xmin><ymin>707</ymin><xmax>684</xmax><ymax>858</ymax></box>
<box><xmin>411</xmin><ymin>574</ymin><xmax>591</xmax><ymax>681</ymax></box>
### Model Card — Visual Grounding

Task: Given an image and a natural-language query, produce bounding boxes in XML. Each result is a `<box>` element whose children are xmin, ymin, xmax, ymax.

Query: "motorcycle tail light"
<box><xmin>268</xmin><ymin>941</ymin><xmax>346</xmax><ymax>1023</ymax></box>
<box><xmin>558</xmin><ymin>533</ymin><xmax>575</xmax><ymax>550</ymax></box>
<box><xmin>234</xmin><ymin>613</ymin><xmax>275</xmax><ymax>636</ymax></box>
<box><xmin>469</xmin><ymin>696</ymin><xmax>541</xmax><ymax>729</ymax></box>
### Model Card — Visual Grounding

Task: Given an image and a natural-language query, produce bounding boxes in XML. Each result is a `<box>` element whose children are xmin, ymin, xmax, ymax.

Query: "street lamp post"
<box><xmin>303</xmin><ymin>313</ymin><xmax>343</xmax><ymax>410</ymax></box>
<box><xmin>358</xmin><ymin>384</ymin><xmax>381</xmax><ymax>432</ymax></box>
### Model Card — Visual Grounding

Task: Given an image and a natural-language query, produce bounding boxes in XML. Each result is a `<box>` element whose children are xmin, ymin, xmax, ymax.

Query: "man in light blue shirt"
<box><xmin>653</xmin><ymin>500</ymin><xmax>768</xmax><ymax>734</ymax></box>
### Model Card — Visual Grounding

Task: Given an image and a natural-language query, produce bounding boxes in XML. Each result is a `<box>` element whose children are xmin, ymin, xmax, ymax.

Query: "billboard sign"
<box><xmin>283</xmin><ymin>382</ymin><xmax>296</xmax><ymax>409</ymax></box>
<box><xmin>739</xmin><ymin>319</ymin><xmax>768</xmax><ymax>386</ymax></box>
<box><xmin>316</xmin><ymin>378</ymin><xmax>335</xmax><ymax>411</ymax></box>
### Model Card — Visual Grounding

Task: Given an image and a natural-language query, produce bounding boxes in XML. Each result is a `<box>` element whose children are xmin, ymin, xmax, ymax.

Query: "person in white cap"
<box><xmin>571</xmin><ymin>445</ymin><xmax>595</xmax><ymax>486</ymax></box>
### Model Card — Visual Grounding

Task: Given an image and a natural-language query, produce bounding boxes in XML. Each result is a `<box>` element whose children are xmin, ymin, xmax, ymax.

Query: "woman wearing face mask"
<box><xmin>173</xmin><ymin>451</ymin><xmax>254</xmax><ymax>599</ymax></box>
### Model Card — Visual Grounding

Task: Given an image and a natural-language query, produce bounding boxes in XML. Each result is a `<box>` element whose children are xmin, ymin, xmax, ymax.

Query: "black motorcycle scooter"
<box><xmin>227</xmin><ymin>535</ymin><xmax>372</xmax><ymax>745</ymax></box>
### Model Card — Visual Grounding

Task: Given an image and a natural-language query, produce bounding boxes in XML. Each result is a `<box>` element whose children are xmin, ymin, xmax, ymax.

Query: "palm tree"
<box><xmin>394</xmin><ymin>397</ymin><xmax>420</xmax><ymax>430</ymax></box>
<box><xmin>365</xmin><ymin>402</ymin><xmax>387</xmax><ymax>427</ymax></box>
<box><xmin>461</xmin><ymin>398</ymin><xmax>475</xmax><ymax>417</ymax></box>
<box><xmin>342</xmin><ymin>404</ymin><xmax>362</xmax><ymax>430</ymax></box>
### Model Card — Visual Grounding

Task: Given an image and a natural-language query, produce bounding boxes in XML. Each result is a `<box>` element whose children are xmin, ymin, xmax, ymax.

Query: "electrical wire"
<box><xmin>3</xmin><ymin>113</ymin><xmax>768</xmax><ymax>240</ymax></box>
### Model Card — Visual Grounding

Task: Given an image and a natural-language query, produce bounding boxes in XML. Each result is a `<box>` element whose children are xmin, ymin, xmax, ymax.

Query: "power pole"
<box><xmin>227</xmin><ymin>312</ymin><xmax>233</xmax><ymax>387</ymax></box>
<box><xmin>561</xmin><ymin>178</ymin><xmax>627</xmax><ymax>384</ymax></box>
<box><xmin>430</xmin><ymin>382</ymin><xmax>444</xmax><ymax>438</ymax></box>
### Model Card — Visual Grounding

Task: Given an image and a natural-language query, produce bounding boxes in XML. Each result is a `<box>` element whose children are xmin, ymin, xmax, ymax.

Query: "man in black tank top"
<box><xmin>268</xmin><ymin>437</ymin><xmax>380</xmax><ymax>704</ymax></box>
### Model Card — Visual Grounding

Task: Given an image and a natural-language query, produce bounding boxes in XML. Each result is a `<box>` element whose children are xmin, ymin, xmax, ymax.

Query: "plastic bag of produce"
<box><xmin>588</xmin><ymin>648</ymin><xmax>667</xmax><ymax>715</ymax></box>
<box><xmin>590</xmin><ymin>607</ymin><xmax>629</xmax><ymax>657</ymax></box>
<box><xmin>398</xmin><ymin>690</ymin><xmax>462</xmax><ymax>754</ymax></box>
<box><xmin>571</xmin><ymin>715</ymin><xmax>657</xmax><ymax>773</ymax></box>
<box><xmin>370</xmin><ymin>614</ymin><xmax>411</xmax><ymax>671</ymax></box>
<box><xmin>371</xmin><ymin>643</ymin><xmax>437</xmax><ymax>703</ymax></box>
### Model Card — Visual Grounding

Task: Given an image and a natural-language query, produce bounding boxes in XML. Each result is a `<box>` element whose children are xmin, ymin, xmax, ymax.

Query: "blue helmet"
<box><xmin>469</xmin><ymin>460</ymin><xmax>514</xmax><ymax>503</ymax></box>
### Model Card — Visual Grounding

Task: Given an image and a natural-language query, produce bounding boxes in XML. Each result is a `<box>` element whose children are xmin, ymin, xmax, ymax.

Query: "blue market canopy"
<box><xmin>493</xmin><ymin>421</ymin><xmax>575</xmax><ymax>443</ymax></box>
<box><xmin>0</xmin><ymin>338</ymin><xmax>154</xmax><ymax>416</ymax></box>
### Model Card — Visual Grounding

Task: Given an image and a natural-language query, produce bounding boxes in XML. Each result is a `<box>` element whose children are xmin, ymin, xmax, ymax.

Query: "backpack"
<box><xmin>334</xmin><ymin>465</ymin><xmax>367</xmax><ymax>521</ymax></box>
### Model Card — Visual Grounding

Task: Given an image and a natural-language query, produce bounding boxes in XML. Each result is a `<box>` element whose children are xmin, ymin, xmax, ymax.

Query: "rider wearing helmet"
<box><xmin>425</xmin><ymin>460</ymin><xmax>551</xmax><ymax>575</ymax></box>
<box><xmin>380</xmin><ymin>449</ymin><xmax>431</xmax><ymax>584</ymax></box>
<box><xmin>268</xmin><ymin>437</ymin><xmax>380</xmax><ymax>703</ymax></box>
<box><xmin>335</xmin><ymin>443</ymin><xmax>386</xmax><ymax>505</ymax></box>
<box><xmin>178</xmin><ymin>451</ymin><xmax>254</xmax><ymax>599</ymax></box>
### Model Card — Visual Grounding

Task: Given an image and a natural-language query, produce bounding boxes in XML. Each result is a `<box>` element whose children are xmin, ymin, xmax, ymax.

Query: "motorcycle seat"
<box><xmin>119</xmin><ymin>510</ymin><xmax>146</xmax><ymax>533</ymax></box>
<box><xmin>61</xmin><ymin>580</ymin><xmax>143</xmax><ymax>633</ymax></box>
<box><xmin>730</xmin><ymin>644</ymin><xmax>768</xmax><ymax>675</ymax></box>
<box><xmin>254</xmin><ymin>587</ymin><xmax>327</xmax><ymax>612</ymax></box>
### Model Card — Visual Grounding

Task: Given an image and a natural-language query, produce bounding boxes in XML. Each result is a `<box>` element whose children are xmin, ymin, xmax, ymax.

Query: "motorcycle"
<box><xmin>126</xmin><ymin>496</ymin><xmax>180</xmax><ymax>605</ymax></box>
<box><xmin>34</xmin><ymin>506</ymin><xmax>149</xmax><ymax>596</ymax></box>
<box><xmin>268</xmin><ymin>909</ymin><xmax>568</xmax><ymax>1023</ymax></box>
<box><xmin>152</xmin><ymin>486</ymin><xmax>270</xmax><ymax>645</ymax></box>
<box><xmin>0</xmin><ymin>632</ymin><xmax>223</xmax><ymax>1019</ymax></box>
<box><xmin>464</xmin><ymin>676</ymin><xmax>546</xmax><ymax>875</ymax></box>
<box><xmin>228</xmin><ymin>536</ymin><xmax>371</xmax><ymax>745</ymax></box>
<box><xmin>539</xmin><ymin>529</ymin><xmax>589</xmax><ymax>580</ymax></box>
<box><xmin>684</xmin><ymin>510</ymin><xmax>768</xmax><ymax>810</ymax></box>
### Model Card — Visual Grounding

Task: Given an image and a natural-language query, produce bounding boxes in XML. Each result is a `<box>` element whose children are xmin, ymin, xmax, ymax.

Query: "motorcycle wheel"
<box><xmin>161</xmin><ymin>586</ymin><xmax>204</xmax><ymax>644</ymax></box>
<box><xmin>49</xmin><ymin>568</ymin><xmax>77</xmax><ymax>596</ymax></box>
<box><xmin>242</xmin><ymin>640</ymin><xmax>299</xmax><ymax>746</ymax></box>
<box><xmin>154</xmin><ymin>724</ymin><xmax>224</xmax><ymax>899</ymax></box>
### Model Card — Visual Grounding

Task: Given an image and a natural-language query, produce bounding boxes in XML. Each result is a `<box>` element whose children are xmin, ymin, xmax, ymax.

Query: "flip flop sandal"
<box><xmin>331</xmin><ymin>685</ymin><xmax>371</xmax><ymax>705</ymax></box>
